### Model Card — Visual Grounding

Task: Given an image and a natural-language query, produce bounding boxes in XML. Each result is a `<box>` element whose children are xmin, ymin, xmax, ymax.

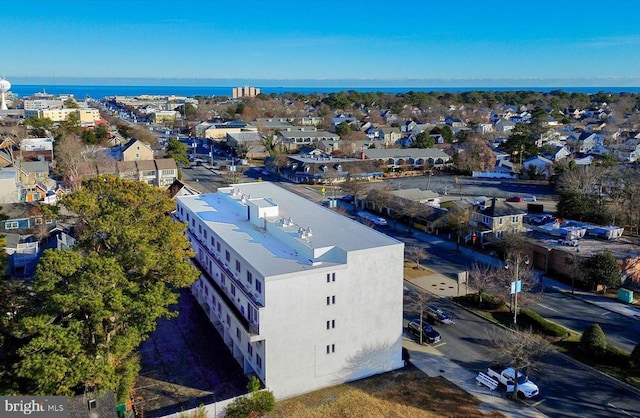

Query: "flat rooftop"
<box><xmin>178</xmin><ymin>182</ymin><xmax>401</xmax><ymax>277</ymax></box>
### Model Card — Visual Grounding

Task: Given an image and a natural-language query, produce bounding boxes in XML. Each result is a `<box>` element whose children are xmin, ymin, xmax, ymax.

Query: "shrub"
<box><xmin>452</xmin><ymin>293</ymin><xmax>505</xmax><ymax>310</ymax></box>
<box><xmin>224</xmin><ymin>376</ymin><xmax>275</xmax><ymax>418</ymax></box>
<box><xmin>518</xmin><ymin>309</ymin><xmax>568</xmax><ymax>337</ymax></box>
<box><xmin>580</xmin><ymin>323</ymin><xmax>607</xmax><ymax>355</ymax></box>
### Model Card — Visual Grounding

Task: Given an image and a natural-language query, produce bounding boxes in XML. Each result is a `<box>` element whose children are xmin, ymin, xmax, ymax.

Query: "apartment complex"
<box><xmin>176</xmin><ymin>182</ymin><xmax>404</xmax><ymax>398</ymax></box>
<box><xmin>232</xmin><ymin>85</ymin><xmax>261</xmax><ymax>99</ymax></box>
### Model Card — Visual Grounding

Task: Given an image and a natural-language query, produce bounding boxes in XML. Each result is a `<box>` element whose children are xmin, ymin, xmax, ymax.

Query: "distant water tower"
<box><xmin>0</xmin><ymin>77</ymin><xmax>11</xmax><ymax>110</ymax></box>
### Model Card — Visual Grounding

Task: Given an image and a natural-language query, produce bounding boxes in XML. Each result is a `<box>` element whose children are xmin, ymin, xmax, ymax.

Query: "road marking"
<box><xmin>536</xmin><ymin>303</ymin><xmax>558</xmax><ymax>312</ymax></box>
<box><xmin>621</xmin><ymin>337</ymin><xmax>638</xmax><ymax>345</ymax></box>
<box><xmin>601</xmin><ymin>311</ymin><xmax>611</xmax><ymax>316</ymax></box>
<box><xmin>607</xmin><ymin>403</ymin><xmax>636</xmax><ymax>417</ymax></box>
<box><xmin>432</xmin><ymin>342</ymin><xmax>447</xmax><ymax>348</ymax></box>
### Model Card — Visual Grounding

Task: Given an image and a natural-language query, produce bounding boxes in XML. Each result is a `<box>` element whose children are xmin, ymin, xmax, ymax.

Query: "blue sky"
<box><xmin>3</xmin><ymin>0</ymin><xmax>640</xmax><ymax>87</ymax></box>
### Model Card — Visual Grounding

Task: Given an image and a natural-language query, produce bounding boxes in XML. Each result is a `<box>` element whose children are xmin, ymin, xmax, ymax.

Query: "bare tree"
<box><xmin>405</xmin><ymin>246</ymin><xmax>429</xmax><ymax>269</ymax></box>
<box><xmin>341</xmin><ymin>175</ymin><xmax>368</xmax><ymax>211</ymax></box>
<box><xmin>488</xmin><ymin>328</ymin><xmax>552</xmax><ymax>400</ymax></box>
<box><xmin>55</xmin><ymin>134</ymin><xmax>91</xmax><ymax>191</ymax></box>
<box><xmin>403</xmin><ymin>287</ymin><xmax>432</xmax><ymax>345</ymax></box>
<box><xmin>468</xmin><ymin>261</ymin><xmax>505</xmax><ymax>307</ymax></box>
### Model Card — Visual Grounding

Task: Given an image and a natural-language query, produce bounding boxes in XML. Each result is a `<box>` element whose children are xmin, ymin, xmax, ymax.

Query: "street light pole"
<box><xmin>505</xmin><ymin>255</ymin><xmax>529</xmax><ymax>327</ymax></box>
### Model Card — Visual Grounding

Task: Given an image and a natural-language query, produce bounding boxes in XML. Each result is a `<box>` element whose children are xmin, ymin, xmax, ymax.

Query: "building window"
<box><xmin>236</xmin><ymin>260</ymin><xmax>241</xmax><ymax>272</ymax></box>
<box><xmin>326</xmin><ymin>320</ymin><xmax>335</xmax><ymax>329</ymax></box>
<box><xmin>204</xmin><ymin>230</ymin><xmax>207</xmax><ymax>240</ymax></box>
<box><xmin>247</xmin><ymin>342</ymin><xmax>253</xmax><ymax>356</ymax></box>
<box><xmin>256</xmin><ymin>354</ymin><xmax>262</xmax><ymax>369</ymax></box>
<box><xmin>226</xmin><ymin>314</ymin><xmax>230</xmax><ymax>325</ymax></box>
<box><xmin>198</xmin><ymin>224</ymin><xmax>202</xmax><ymax>234</ymax></box>
<box><xmin>326</xmin><ymin>344</ymin><xmax>335</xmax><ymax>354</ymax></box>
<box><xmin>326</xmin><ymin>295</ymin><xmax>336</xmax><ymax>305</ymax></box>
<box><xmin>327</xmin><ymin>273</ymin><xmax>330</xmax><ymax>283</ymax></box>
<box><xmin>211</xmin><ymin>236</ymin><xmax>215</xmax><ymax>246</ymax></box>
<box><xmin>512</xmin><ymin>216</ymin><xmax>519</xmax><ymax>223</ymax></box>
<box><xmin>216</xmin><ymin>242</ymin><xmax>221</xmax><ymax>252</ymax></box>
<box><xmin>255</xmin><ymin>280</ymin><xmax>262</xmax><ymax>294</ymax></box>
<box><xmin>5</xmin><ymin>221</ymin><xmax>19</xmax><ymax>229</ymax></box>
<box><xmin>236</xmin><ymin>327</ymin><xmax>240</xmax><ymax>339</ymax></box>
<box><xmin>247</xmin><ymin>271</ymin><xmax>253</xmax><ymax>284</ymax></box>
<box><xmin>231</xmin><ymin>284</ymin><xmax>236</xmax><ymax>296</ymax></box>
<box><xmin>332</xmin><ymin>273</ymin><xmax>336</xmax><ymax>282</ymax></box>
<box><xmin>226</xmin><ymin>250</ymin><xmax>230</xmax><ymax>262</ymax></box>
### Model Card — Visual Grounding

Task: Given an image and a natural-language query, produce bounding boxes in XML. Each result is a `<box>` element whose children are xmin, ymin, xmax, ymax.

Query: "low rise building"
<box><xmin>176</xmin><ymin>182</ymin><xmax>404</xmax><ymax>398</ymax></box>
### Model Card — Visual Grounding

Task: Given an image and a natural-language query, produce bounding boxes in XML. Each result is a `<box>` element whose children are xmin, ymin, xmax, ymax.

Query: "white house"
<box><xmin>523</xmin><ymin>155</ymin><xmax>553</xmax><ymax>179</ymax></box>
<box><xmin>176</xmin><ymin>182</ymin><xmax>404</xmax><ymax>399</ymax></box>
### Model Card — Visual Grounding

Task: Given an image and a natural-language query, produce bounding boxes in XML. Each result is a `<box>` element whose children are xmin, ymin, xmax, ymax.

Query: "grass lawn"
<box><xmin>266</xmin><ymin>366</ymin><xmax>504</xmax><ymax>418</ymax></box>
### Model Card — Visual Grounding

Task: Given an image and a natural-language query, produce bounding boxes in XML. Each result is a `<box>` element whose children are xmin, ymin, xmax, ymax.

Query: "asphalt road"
<box><xmin>409</xmin><ymin>285</ymin><xmax>640</xmax><ymax>418</ymax></box>
<box><xmin>533</xmin><ymin>287</ymin><xmax>640</xmax><ymax>353</ymax></box>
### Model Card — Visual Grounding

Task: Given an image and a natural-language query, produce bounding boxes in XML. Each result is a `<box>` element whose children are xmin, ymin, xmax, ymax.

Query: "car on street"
<box><xmin>407</xmin><ymin>319</ymin><xmax>441</xmax><ymax>344</ymax></box>
<box><xmin>426</xmin><ymin>304</ymin><xmax>454</xmax><ymax>324</ymax></box>
<box><xmin>506</xmin><ymin>196</ymin><xmax>524</xmax><ymax>202</ymax></box>
<box><xmin>522</xmin><ymin>195</ymin><xmax>537</xmax><ymax>202</ymax></box>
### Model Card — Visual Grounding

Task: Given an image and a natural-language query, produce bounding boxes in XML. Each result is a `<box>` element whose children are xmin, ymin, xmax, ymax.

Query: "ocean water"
<box><xmin>9</xmin><ymin>84</ymin><xmax>640</xmax><ymax>99</ymax></box>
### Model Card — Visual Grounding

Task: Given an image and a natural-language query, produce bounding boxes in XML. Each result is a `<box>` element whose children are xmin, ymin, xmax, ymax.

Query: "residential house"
<box><xmin>495</xmin><ymin>119</ymin><xmax>515</xmax><ymax>134</ymax></box>
<box><xmin>176</xmin><ymin>182</ymin><xmax>404</xmax><ymax>398</ymax></box>
<box><xmin>122</xmin><ymin>138</ymin><xmax>154</xmax><ymax>161</ymax></box>
<box><xmin>469</xmin><ymin>197</ymin><xmax>526</xmax><ymax>244</ymax></box>
<box><xmin>18</xmin><ymin>160</ymin><xmax>50</xmax><ymax>202</ymax></box>
<box><xmin>523</xmin><ymin>155</ymin><xmax>553</xmax><ymax>179</ymax></box>
<box><xmin>154</xmin><ymin>158</ymin><xmax>179</xmax><ymax>187</ymax></box>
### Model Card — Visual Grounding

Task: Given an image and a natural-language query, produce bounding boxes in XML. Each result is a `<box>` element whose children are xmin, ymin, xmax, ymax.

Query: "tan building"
<box><xmin>122</xmin><ymin>139</ymin><xmax>154</xmax><ymax>161</ymax></box>
<box><xmin>24</xmin><ymin>108</ymin><xmax>101</xmax><ymax>126</ymax></box>
<box><xmin>469</xmin><ymin>198</ymin><xmax>526</xmax><ymax>245</ymax></box>
<box><xmin>232</xmin><ymin>85</ymin><xmax>261</xmax><ymax>99</ymax></box>
<box><xmin>152</xmin><ymin>110</ymin><xmax>179</xmax><ymax>124</ymax></box>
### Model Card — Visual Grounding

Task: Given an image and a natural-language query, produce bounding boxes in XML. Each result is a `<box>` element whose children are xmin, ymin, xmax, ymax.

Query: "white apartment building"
<box><xmin>176</xmin><ymin>182</ymin><xmax>404</xmax><ymax>399</ymax></box>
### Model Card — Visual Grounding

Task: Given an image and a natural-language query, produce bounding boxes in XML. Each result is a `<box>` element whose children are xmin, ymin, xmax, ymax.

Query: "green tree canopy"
<box><xmin>165</xmin><ymin>137</ymin><xmax>190</xmax><ymax>166</ymax></box>
<box><xmin>581</xmin><ymin>250</ymin><xmax>621</xmax><ymax>292</ymax></box>
<box><xmin>25</xmin><ymin>116</ymin><xmax>54</xmax><ymax>138</ymax></box>
<box><xmin>429</xmin><ymin>125</ymin><xmax>453</xmax><ymax>143</ymax></box>
<box><xmin>412</xmin><ymin>131</ymin><xmax>435</xmax><ymax>148</ymax></box>
<box><xmin>13</xmin><ymin>176</ymin><xmax>199</xmax><ymax>401</ymax></box>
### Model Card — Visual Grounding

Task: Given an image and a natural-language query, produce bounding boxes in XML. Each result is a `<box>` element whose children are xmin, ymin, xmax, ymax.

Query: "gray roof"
<box><xmin>364</xmin><ymin>148</ymin><xmax>451</xmax><ymax>160</ymax></box>
<box><xmin>177</xmin><ymin>182</ymin><xmax>401</xmax><ymax>278</ymax></box>
<box><xmin>20</xmin><ymin>160</ymin><xmax>49</xmax><ymax>173</ymax></box>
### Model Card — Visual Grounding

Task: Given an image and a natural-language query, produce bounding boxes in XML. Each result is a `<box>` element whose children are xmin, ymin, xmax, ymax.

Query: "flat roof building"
<box><xmin>176</xmin><ymin>182</ymin><xmax>404</xmax><ymax>398</ymax></box>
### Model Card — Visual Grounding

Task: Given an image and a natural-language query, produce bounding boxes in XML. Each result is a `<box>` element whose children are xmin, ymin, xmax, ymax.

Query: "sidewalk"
<box><xmin>403</xmin><ymin>337</ymin><xmax>547</xmax><ymax>418</ymax></box>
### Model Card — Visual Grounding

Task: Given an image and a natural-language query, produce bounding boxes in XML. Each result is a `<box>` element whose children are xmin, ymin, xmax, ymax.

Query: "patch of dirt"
<box><xmin>266</xmin><ymin>366</ymin><xmax>504</xmax><ymax>418</ymax></box>
<box><xmin>404</xmin><ymin>262</ymin><xmax>435</xmax><ymax>280</ymax></box>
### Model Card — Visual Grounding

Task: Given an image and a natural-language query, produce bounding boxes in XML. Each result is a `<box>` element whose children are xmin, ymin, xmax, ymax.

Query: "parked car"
<box><xmin>340</xmin><ymin>195</ymin><xmax>354</xmax><ymax>203</ymax></box>
<box><xmin>407</xmin><ymin>319</ymin><xmax>441</xmax><ymax>344</ymax></box>
<box><xmin>506</xmin><ymin>196</ymin><xmax>523</xmax><ymax>202</ymax></box>
<box><xmin>426</xmin><ymin>304</ymin><xmax>454</xmax><ymax>325</ymax></box>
